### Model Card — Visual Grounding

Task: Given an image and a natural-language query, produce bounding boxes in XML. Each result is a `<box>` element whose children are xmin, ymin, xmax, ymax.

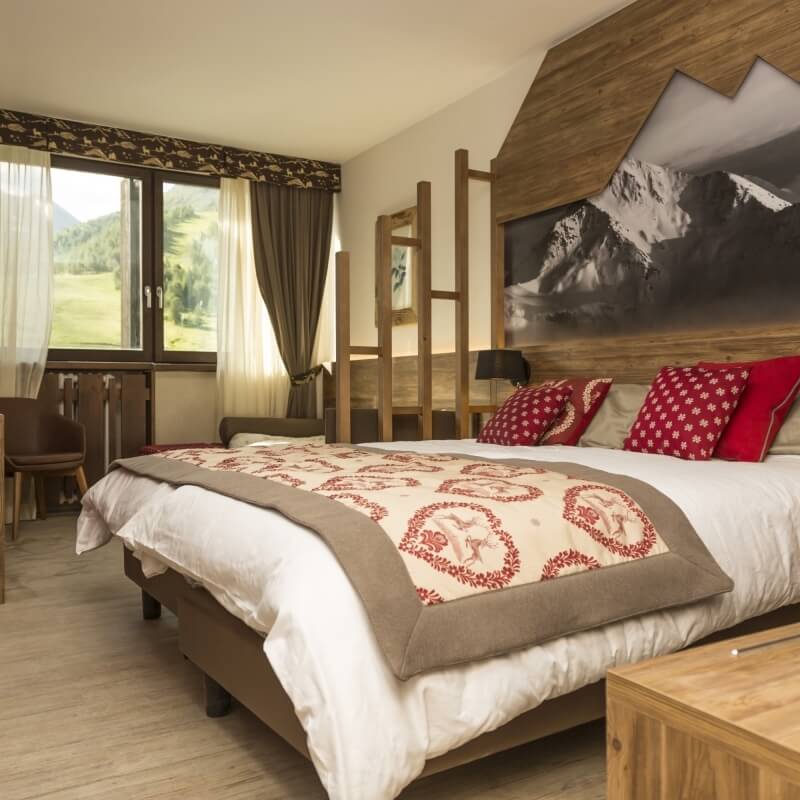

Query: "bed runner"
<box><xmin>112</xmin><ymin>444</ymin><xmax>732</xmax><ymax>678</ymax></box>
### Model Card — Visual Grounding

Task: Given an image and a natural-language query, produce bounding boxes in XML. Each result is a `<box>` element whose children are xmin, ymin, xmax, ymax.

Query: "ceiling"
<box><xmin>1</xmin><ymin>0</ymin><xmax>631</xmax><ymax>163</ymax></box>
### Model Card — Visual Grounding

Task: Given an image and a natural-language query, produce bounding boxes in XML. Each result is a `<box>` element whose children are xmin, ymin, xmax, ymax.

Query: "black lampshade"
<box><xmin>475</xmin><ymin>349</ymin><xmax>530</xmax><ymax>387</ymax></box>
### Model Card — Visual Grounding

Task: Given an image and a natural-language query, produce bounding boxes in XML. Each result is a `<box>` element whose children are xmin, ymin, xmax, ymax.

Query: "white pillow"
<box><xmin>228</xmin><ymin>432</ymin><xmax>325</xmax><ymax>449</ymax></box>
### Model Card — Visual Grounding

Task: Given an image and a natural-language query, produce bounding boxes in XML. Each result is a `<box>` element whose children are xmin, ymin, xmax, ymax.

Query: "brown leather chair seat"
<box><xmin>6</xmin><ymin>452</ymin><xmax>84</xmax><ymax>470</ymax></box>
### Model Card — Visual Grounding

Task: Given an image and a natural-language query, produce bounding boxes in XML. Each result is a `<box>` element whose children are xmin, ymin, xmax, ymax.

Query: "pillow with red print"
<box><xmin>698</xmin><ymin>356</ymin><xmax>800</xmax><ymax>462</ymax></box>
<box><xmin>477</xmin><ymin>384</ymin><xmax>571</xmax><ymax>446</ymax></box>
<box><xmin>540</xmin><ymin>378</ymin><xmax>613</xmax><ymax>446</ymax></box>
<box><xmin>623</xmin><ymin>366</ymin><xmax>749</xmax><ymax>461</ymax></box>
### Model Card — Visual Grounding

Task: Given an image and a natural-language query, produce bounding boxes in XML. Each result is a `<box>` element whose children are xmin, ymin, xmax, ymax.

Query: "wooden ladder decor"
<box><xmin>453</xmin><ymin>149</ymin><xmax>503</xmax><ymax>437</ymax></box>
<box><xmin>335</xmin><ymin>181</ymin><xmax>433</xmax><ymax>443</ymax></box>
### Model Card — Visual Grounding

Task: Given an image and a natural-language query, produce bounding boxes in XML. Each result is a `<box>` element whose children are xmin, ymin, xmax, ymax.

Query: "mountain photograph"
<box><xmin>504</xmin><ymin>59</ymin><xmax>800</xmax><ymax>345</ymax></box>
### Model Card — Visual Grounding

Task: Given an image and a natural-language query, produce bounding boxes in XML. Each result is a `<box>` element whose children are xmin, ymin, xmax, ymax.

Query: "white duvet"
<box><xmin>76</xmin><ymin>442</ymin><xmax>800</xmax><ymax>800</ymax></box>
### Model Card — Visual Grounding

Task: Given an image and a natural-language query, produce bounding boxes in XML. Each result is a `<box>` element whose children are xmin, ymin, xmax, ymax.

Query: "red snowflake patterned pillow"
<box><xmin>478</xmin><ymin>385</ymin><xmax>571</xmax><ymax>446</ymax></box>
<box><xmin>623</xmin><ymin>366</ymin><xmax>749</xmax><ymax>461</ymax></box>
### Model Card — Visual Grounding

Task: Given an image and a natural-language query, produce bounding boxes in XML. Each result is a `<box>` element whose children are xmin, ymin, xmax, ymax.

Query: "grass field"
<box><xmin>51</xmin><ymin>272</ymin><xmax>216</xmax><ymax>352</ymax></box>
<box><xmin>51</xmin><ymin>194</ymin><xmax>218</xmax><ymax>353</ymax></box>
<box><xmin>163</xmin><ymin>207</ymin><xmax>217</xmax><ymax>352</ymax></box>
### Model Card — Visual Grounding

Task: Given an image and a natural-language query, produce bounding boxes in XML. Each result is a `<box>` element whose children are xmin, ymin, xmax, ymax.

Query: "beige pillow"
<box><xmin>229</xmin><ymin>432</ymin><xmax>325</xmax><ymax>449</ymax></box>
<box><xmin>769</xmin><ymin>398</ymin><xmax>800</xmax><ymax>455</ymax></box>
<box><xmin>579</xmin><ymin>383</ymin><xmax>649</xmax><ymax>449</ymax></box>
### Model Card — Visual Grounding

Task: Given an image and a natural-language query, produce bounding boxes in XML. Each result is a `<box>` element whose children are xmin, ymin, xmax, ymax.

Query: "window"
<box><xmin>48</xmin><ymin>157</ymin><xmax>219</xmax><ymax>364</ymax></box>
<box><xmin>51</xmin><ymin>162</ymin><xmax>146</xmax><ymax>355</ymax></box>
<box><xmin>159</xmin><ymin>180</ymin><xmax>219</xmax><ymax>357</ymax></box>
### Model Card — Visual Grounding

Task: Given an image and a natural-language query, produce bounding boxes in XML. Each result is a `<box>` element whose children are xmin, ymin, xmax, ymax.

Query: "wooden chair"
<box><xmin>0</xmin><ymin>398</ymin><xmax>87</xmax><ymax>541</ymax></box>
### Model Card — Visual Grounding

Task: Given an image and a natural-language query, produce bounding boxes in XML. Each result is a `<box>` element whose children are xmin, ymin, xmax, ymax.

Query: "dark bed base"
<box><xmin>123</xmin><ymin>547</ymin><xmax>800</xmax><ymax>779</ymax></box>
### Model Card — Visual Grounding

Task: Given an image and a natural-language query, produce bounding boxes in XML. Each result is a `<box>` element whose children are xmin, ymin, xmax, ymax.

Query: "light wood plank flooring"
<box><xmin>0</xmin><ymin>516</ymin><xmax>606</xmax><ymax>800</ymax></box>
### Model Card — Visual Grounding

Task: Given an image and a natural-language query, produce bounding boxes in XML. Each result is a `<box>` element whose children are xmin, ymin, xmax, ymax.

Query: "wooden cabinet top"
<box><xmin>608</xmin><ymin>622</ymin><xmax>800</xmax><ymax>783</ymax></box>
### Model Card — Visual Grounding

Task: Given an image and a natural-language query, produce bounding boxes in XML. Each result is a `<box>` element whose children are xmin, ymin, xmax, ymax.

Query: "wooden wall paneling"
<box><xmin>521</xmin><ymin>325</ymin><xmax>800</xmax><ymax>385</ymax></box>
<box><xmin>121</xmin><ymin>373</ymin><xmax>148</xmax><ymax>459</ymax></box>
<box><xmin>454</xmin><ymin>150</ymin><xmax>471</xmax><ymax>438</ymax></box>
<box><xmin>375</xmin><ymin>215</ymin><xmax>394</xmax><ymax>441</ymax></box>
<box><xmin>333</xmin><ymin>323</ymin><xmax>800</xmax><ymax>412</ymax></box>
<box><xmin>331</xmin><ymin>350</ymin><xmax>492</xmax><ymax>412</ymax></box>
<box><xmin>494</xmin><ymin>0</ymin><xmax>800</xmax><ymax>223</ymax></box>
<box><xmin>417</xmin><ymin>181</ymin><xmax>433</xmax><ymax>439</ymax></box>
<box><xmin>335</xmin><ymin>252</ymin><xmax>351</xmax><ymax>443</ymax></box>
<box><xmin>77</xmin><ymin>374</ymin><xmax>105</xmax><ymax>485</ymax></box>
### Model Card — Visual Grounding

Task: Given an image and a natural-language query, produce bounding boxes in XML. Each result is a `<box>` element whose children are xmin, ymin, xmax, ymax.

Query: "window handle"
<box><xmin>156</xmin><ymin>286</ymin><xmax>164</xmax><ymax>309</ymax></box>
<box><xmin>144</xmin><ymin>285</ymin><xmax>152</xmax><ymax>309</ymax></box>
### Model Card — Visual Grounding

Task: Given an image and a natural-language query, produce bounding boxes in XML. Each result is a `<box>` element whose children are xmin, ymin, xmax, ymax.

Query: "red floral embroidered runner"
<box><xmin>112</xmin><ymin>444</ymin><xmax>732</xmax><ymax>678</ymax></box>
<box><xmin>154</xmin><ymin>444</ymin><xmax>667</xmax><ymax>603</ymax></box>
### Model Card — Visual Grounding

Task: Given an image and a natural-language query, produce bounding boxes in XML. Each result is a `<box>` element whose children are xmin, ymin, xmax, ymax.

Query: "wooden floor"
<box><xmin>0</xmin><ymin>516</ymin><xmax>606</xmax><ymax>800</ymax></box>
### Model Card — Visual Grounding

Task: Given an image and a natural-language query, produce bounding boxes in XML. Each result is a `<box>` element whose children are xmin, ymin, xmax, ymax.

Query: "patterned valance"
<box><xmin>0</xmin><ymin>108</ymin><xmax>340</xmax><ymax>192</ymax></box>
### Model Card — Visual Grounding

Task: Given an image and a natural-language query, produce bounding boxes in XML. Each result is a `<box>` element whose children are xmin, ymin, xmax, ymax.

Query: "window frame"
<box><xmin>48</xmin><ymin>155</ymin><xmax>155</xmax><ymax>363</ymax></box>
<box><xmin>47</xmin><ymin>155</ymin><xmax>220</xmax><ymax>366</ymax></box>
<box><xmin>153</xmin><ymin>170</ymin><xmax>220</xmax><ymax>365</ymax></box>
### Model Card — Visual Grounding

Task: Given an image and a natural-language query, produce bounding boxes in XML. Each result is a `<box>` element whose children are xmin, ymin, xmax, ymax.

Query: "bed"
<box><xmin>77</xmin><ymin>438</ymin><xmax>800</xmax><ymax>800</ymax></box>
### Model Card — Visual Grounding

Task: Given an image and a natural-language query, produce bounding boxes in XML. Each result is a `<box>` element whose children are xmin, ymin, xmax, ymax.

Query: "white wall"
<box><xmin>339</xmin><ymin>49</ymin><xmax>545</xmax><ymax>356</ymax></box>
<box><xmin>155</xmin><ymin>371</ymin><xmax>219</xmax><ymax>443</ymax></box>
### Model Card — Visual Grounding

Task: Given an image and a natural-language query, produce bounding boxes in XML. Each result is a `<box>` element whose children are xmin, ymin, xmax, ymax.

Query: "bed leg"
<box><xmin>141</xmin><ymin>590</ymin><xmax>161</xmax><ymax>620</ymax></box>
<box><xmin>203</xmin><ymin>673</ymin><xmax>232</xmax><ymax>718</ymax></box>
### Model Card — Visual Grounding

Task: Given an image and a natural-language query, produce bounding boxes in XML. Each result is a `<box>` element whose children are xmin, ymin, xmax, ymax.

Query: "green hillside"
<box><xmin>52</xmin><ymin>182</ymin><xmax>219</xmax><ymax>352</ymax></box>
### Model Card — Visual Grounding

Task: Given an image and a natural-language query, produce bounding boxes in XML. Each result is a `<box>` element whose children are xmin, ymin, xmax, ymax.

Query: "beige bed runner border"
<box><xmin>112</xmin><ymin>451</ymin><xmax>732</xmax><ymax>679</ymax></box>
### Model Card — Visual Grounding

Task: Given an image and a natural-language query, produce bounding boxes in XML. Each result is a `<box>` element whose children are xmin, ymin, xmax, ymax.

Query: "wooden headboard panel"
<box><xmin>325</xmin><ymin>323</ymin><xmax>799</xmax><ymax>411</ymax></box>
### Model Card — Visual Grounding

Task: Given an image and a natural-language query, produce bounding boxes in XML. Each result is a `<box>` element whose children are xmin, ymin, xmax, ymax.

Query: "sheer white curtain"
<box><xmin>0</xmin><ymin>145</ymin><xmax>53</xmax><ymax>397</ymax></box>
<box><xmin>216</xmin><ymin>177</ymin><xmax>289</xmax><ymax>418</ymax></box>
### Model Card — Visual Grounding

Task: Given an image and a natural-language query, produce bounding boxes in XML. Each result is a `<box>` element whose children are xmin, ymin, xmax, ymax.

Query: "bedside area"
<box><xmin>607</xmin><ymin>623</ymin><xmax>800</xmax><ymax>799</ymax></box>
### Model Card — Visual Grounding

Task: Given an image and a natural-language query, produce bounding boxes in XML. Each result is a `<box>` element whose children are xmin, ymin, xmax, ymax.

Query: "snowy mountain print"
<box><xmin>504</xmin><ymin>60</ymin><xmax>800</xmax><ymax>345</ymax></box>
<box><xmin>505</xmin><ymin>157</ymin><xmax>800</xmax><ymax>343</ymax></box>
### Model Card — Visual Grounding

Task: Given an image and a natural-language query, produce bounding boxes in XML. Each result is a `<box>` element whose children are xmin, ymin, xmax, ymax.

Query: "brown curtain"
<box><xmin>250</xmin><ymin>183</ymin><xmax>333</xmax><ymax>417</ymax></box>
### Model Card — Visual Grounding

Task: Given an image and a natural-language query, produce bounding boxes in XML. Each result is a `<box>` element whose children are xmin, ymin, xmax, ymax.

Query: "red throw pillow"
<box><xmin>478</xmin><ymin>385</ymin><xmax>571</xmax><ymax>446</ymax></box>
<box><xmin>540</xmin><ymin>378</ymin><xmax>613</xmax><ymax>446</ymax></box>
<box><xmin>698</xmin><ymin>356</ymin><xmax>800</xmax><ymax>462</ymax></box>
<box><xmin>623</xmin><ymin>366</ymin><xmax>749</xmax><ymax>461</ymax></box>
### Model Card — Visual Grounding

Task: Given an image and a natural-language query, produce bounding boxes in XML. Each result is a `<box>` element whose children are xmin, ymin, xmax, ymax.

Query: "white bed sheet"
<box><xmin>76</xmin><ymin>442</ymin><xmax>800</xmax><ymax>800</ymax></box>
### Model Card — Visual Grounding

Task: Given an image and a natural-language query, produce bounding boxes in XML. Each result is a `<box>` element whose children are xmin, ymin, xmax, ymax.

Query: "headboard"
<box><xmin>325</xmin><ymin>322</ymin><xmax>799</xmax><ymax>413</ymax></box>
